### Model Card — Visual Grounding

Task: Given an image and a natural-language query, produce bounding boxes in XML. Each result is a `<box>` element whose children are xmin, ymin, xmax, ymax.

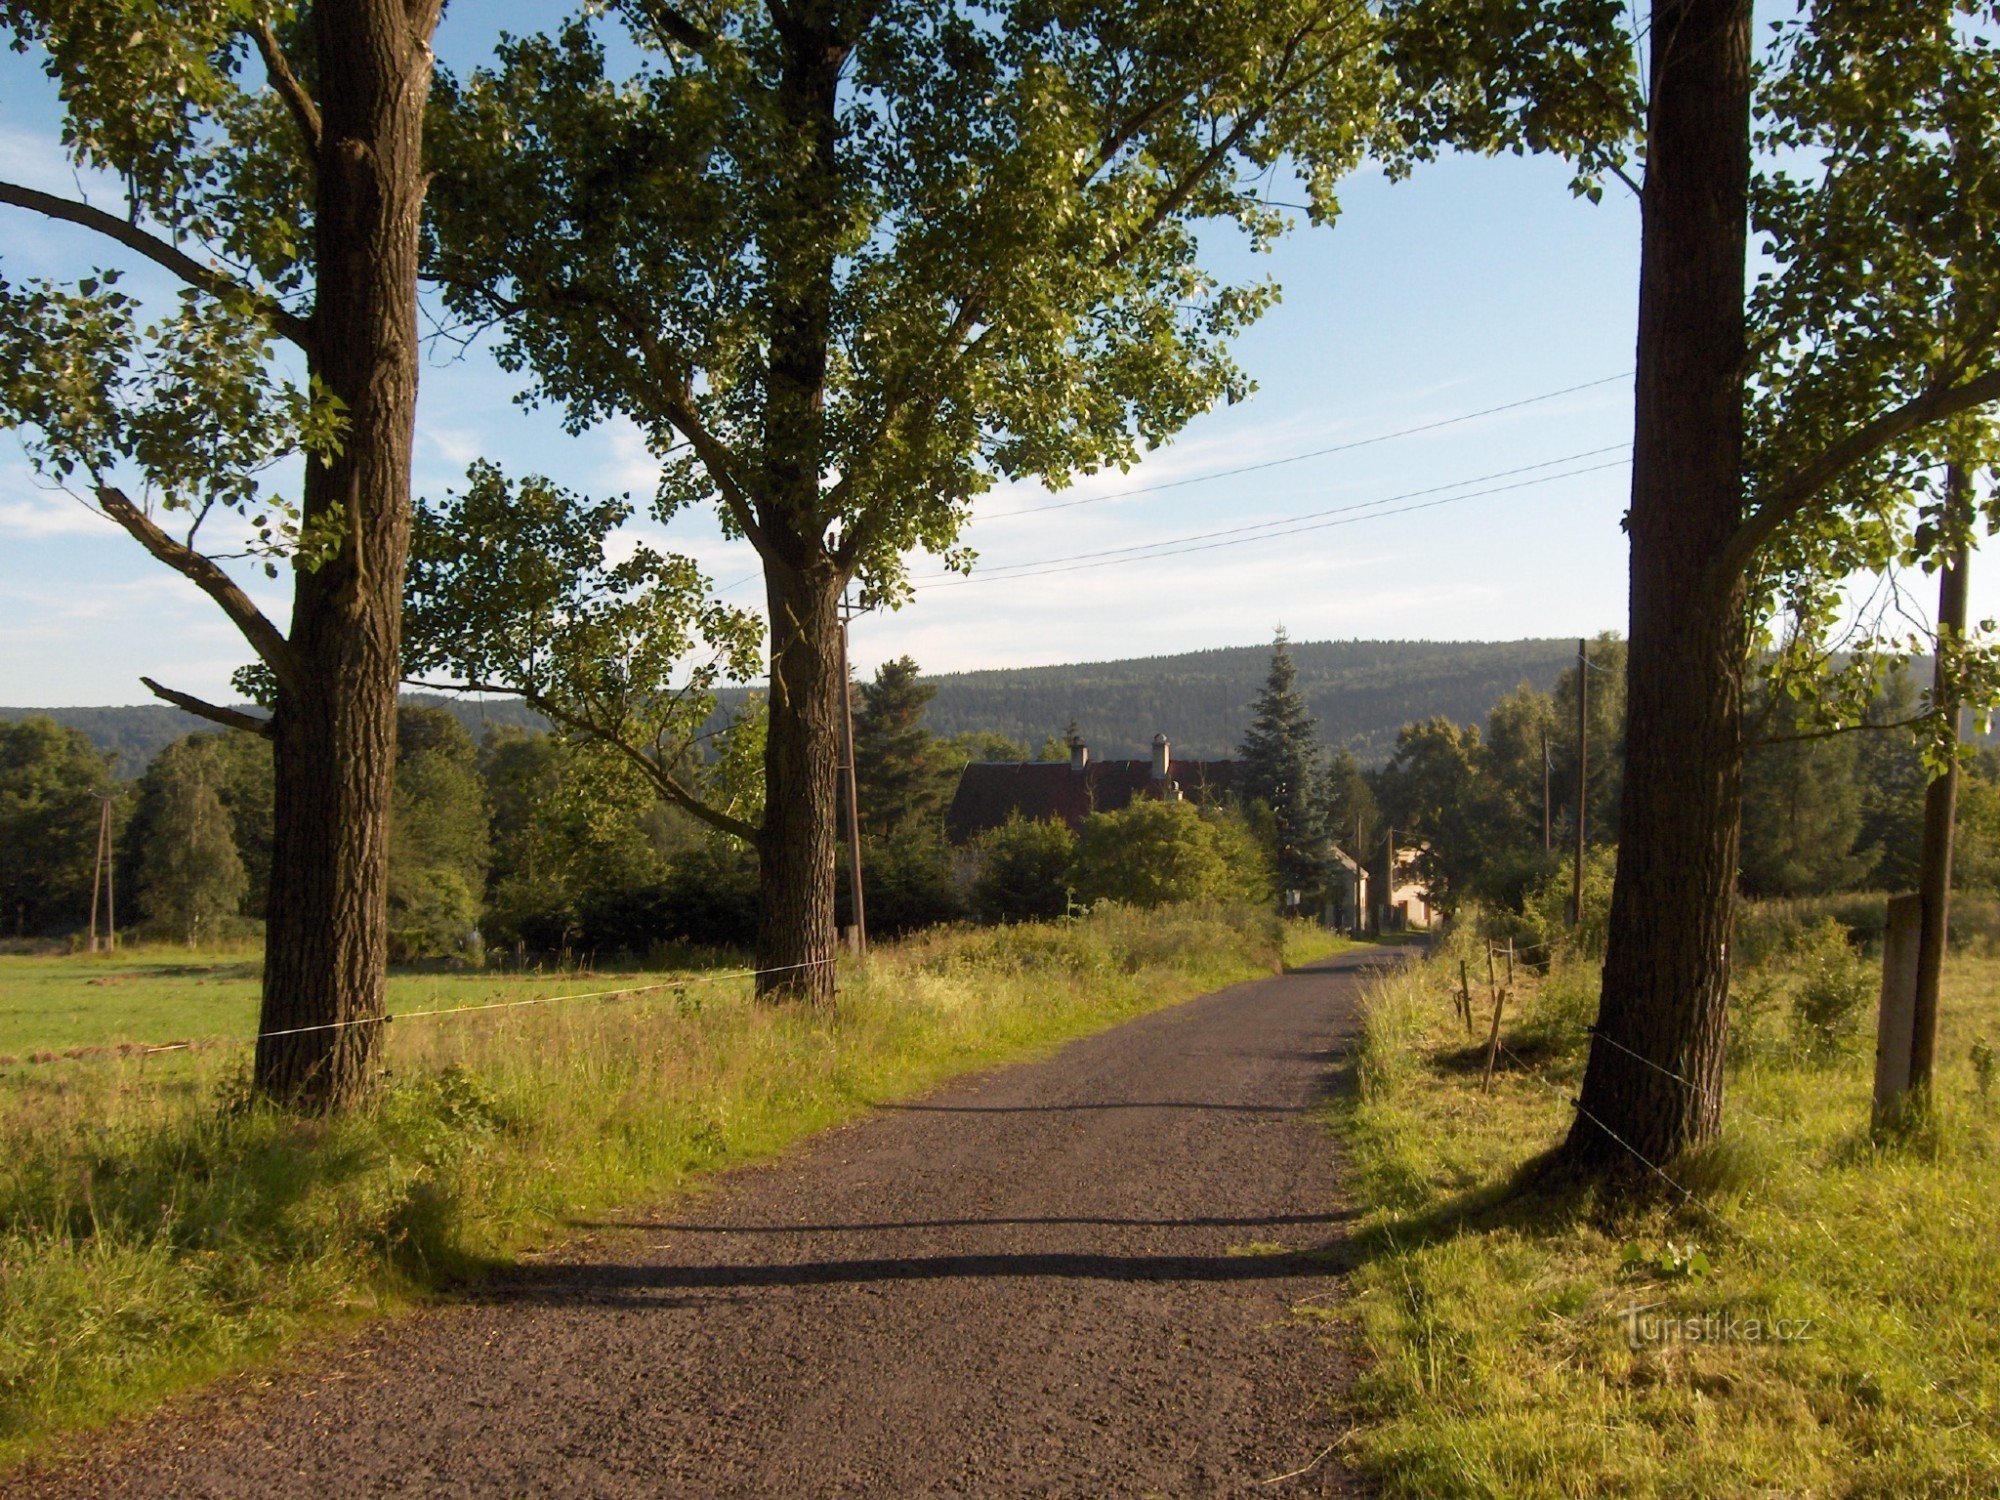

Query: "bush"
<box><xmin>853</xmin><ymin>836</ymin><xmax>962</xmax><ymax>938</ymax></box>
<box><xmin>1070</xmin><ymin>799</ymin><xmax>1259</xmax><ymax>910</ymax></box>
<box><xmin>1786</xmin><ymin>917</ymin><xmax>1874</xmax><ymax>1060</ymax></box>
<box><xmin>970</xmin><ymin>815</ymin><xmax>1077</xmax><ymax>924</ymax></box>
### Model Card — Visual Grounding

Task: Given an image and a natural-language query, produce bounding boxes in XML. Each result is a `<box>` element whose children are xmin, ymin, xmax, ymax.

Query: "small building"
<box><xmin>1324</xmin><ymin>846</ymin><xmax>1369</xmax><ymax>934</ymax></box>
<box><xmin>944</xmin><ymin>732</ymin><xmax>1238</xmax><ymax>844</ymax></box>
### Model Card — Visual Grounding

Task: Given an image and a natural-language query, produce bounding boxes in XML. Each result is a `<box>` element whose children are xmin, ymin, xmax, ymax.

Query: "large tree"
<box><xmin>138</xmin><ymin>740</ymin><xmax>250</xmax><ymax>947</ymax></box>
<box><xmin>1565</xmin><ymin>0</ymin><xmax>2000</xmax><ymax>1174</ymax></box>
<box><xmin>421</xmin><ymin>1</ymin><xmax>1393</xmax><ymax>1004</ymax></box>
<box><xmin>0</xmin><ymin>0</ymin><xmax>442</xmax><ymax>1110</ymax></box>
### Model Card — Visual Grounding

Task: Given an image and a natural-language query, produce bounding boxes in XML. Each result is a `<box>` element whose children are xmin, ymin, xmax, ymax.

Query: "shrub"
<box><xmin>854</xmin><ymin>835</ymin><xmax>963</xmax><ymax>938</ymax></box>
<box><xmin>970</xmin><ymin>815</ymin><xmax>1077</xmax><ymax>924</ymax></box>
<box><xmin>1787</xmin><ymin>917</ymin><xmax>1874</xmax><ymax>1059</ymax></box>
<box><xmin>1070</xmin><ymin>799</ymin><xmax>1254</xmax><ymax>910</ymax></box>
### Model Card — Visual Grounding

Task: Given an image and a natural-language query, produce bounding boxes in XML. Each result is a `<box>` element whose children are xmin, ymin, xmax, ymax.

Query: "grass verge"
<box><xmin>1336</xmin><ymin>928</ymin><xmax>2000</xmax><ymax>1497</ymax></box>
<box><xmin>0</xmin><ymin>904</ymin><xmax>1346</xmax><ymax>1468</ymax></box>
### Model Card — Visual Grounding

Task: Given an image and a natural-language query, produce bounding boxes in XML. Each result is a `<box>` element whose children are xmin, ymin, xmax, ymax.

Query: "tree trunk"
<box><xmin>253</xmin><ymin>0</ymin><xmax>432</xmax><ymax>1111</ymax></box>
<box><xmin>756</xmin><ymin>563</ymin><xmax>844</xmax><ymax>1006</ymax></box>
<box><xmin>1560</xmin><ymin>0</ymin><xmax>1752</xmax><ymax>1178</ymax></box>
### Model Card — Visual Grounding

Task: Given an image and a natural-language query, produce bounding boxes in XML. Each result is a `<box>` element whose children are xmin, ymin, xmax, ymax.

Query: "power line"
<box><xmin>978</xmin><ymin>371</ymin><xmax>1633</xmax><ymax>521</ymax></box>
<box><xmin>913</xmin><ymin>450</ymin><xmax>1631</xmax><ymax>590</ymax></box>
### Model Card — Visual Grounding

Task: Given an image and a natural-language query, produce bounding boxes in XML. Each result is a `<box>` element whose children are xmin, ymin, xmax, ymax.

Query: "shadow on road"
<box><xmin>470</xmin><ymin>1246</ymin><xmax>1350</xmax><ymax>1307</ymax></box>
<box><xmin>562</xmin><ymin>1208</ymin><xmax>1357</xmax><ymax>1235</ymax></box>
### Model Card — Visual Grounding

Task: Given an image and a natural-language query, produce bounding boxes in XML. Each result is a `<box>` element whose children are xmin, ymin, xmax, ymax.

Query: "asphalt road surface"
<box><xmin>25</xmin><ymin>947</ymin><xmax>1395</xmax><ymax>1498</ymax></box>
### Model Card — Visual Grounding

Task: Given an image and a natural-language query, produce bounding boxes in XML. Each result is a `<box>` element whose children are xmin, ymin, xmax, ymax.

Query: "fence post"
<box><xmin>1482</xmin><ymin>983</ymin><xmax>1507</xmax><ymax>1091</ymax></box>
<box><xmin>1458</xmin><ymin>960</ymin><xmax>1474</xmax><ymax>1034</ymax></box>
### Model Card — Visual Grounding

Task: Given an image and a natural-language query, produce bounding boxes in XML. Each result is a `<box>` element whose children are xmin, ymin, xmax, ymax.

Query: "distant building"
<box><xmin>944</xmin><ymin>732</ymin><xmax>1238</xmax><ymax>845</ymax></box>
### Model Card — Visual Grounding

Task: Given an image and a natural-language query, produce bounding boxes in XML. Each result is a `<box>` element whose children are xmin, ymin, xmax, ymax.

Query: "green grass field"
<box><xmin>0</xmin><ymin>908</ymin><xmax>1349</xmax><ymax>1470</ymax></box>
<box><xmin>0</xmin><ymin>948</ymin><xmax>692</xmax><ymax>1058</ymax></box>
<box><xmin>1337</xmin><ymin>926</ymin><xmax>2000</xmax><ymax>1497</ymax></box>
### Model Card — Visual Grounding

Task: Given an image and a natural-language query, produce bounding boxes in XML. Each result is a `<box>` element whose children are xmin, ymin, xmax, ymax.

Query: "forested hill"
<box><xmin>7</xmin><ymin>638</ymin><xmax>1578</xmax><ymax>773</ymax></box>
<box><xmin>909</xmin><ymin>638</ymin><xmax>1579</xmax><ymax>762</ymax></box>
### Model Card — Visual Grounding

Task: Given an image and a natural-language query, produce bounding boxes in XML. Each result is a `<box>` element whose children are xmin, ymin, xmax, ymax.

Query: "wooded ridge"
<box><xmin>6</xmin><ymin>637</ymin><xmax>1585</xmax><ymax>774</ymax></box>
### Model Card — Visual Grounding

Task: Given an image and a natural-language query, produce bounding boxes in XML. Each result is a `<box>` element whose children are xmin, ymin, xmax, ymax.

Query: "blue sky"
<box><xmin>0</xmin><ymin>9</ymin><xmax>1960</xmax><ymax>707</ymax></box>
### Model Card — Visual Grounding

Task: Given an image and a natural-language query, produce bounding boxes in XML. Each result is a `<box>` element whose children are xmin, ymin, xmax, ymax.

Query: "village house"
<box><xmin>943</xmin><ymin>732</ymin><xmax>1237</xmax><ymax>843</ymax></box>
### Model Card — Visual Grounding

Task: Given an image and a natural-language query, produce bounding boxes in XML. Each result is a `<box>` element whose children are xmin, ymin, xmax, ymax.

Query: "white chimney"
<box><xmin>1151</xmin><ymin>732</ymin><xmax>1170</xmax><ymax>781</ymax></box>
<box><xmin>1069</xmin><ymin>734</ymin><xmax>1089</xmax><ymax>773</ymax></box>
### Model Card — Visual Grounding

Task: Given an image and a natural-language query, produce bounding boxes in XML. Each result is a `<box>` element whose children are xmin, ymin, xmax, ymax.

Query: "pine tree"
<box><xmin>140</xmin><ymin>745</ymin><xmax>248</xmax><ymax>948</ymax></box>
<box><xmin>1238</xmin><ymin>632</ymin><xmax>1331</xmax><ymax>898</ymax></box>
<box><xmin>854</xmin><ymin>657</ymin><xmax>952</xmax><ymax>839</ymax></box>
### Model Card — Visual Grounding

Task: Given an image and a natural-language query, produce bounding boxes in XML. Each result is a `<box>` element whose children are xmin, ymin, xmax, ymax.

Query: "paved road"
<box><xmin>27</xmin><ymin>948</ymin><xmax>1391</xmax><ymax>1498</ymax></box>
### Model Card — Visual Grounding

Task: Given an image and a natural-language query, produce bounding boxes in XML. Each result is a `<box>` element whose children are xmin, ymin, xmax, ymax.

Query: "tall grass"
<box><xmin>1335</xmin><ymin>924</ymin><xmax>2000</xmax><ymax>1496</ymax></box>
<box><xmin>0</xmin><ymin>904</ymin><xmax>1342</xmax><ymax>1466</ymax></box>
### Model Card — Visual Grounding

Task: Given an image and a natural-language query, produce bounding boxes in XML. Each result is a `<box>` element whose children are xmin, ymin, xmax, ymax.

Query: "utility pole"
<box><xmin>838</xmin><ymin>597</ymin><xmax>868</xmax><ymax>955</ymax></box>
<box><xmin>105</xmin><ymin>798</ymin><xmax>116</xmax><ymax>950</ymax></box>
<box><xmin>1571</xmin><ymin>637</ymin><xmax>1587</xmax><ymax>927</ymax></box>
<box><xmin>87</xmin><ymin>796</ymin><xmax>108</xmax><ymax>953</ymax></box>
<box><xmin>1541</xmin><ymin>726</ymin><xmax>1551</xmax><ymax>855</ymax></box>
<box><xmin>1909</xmin><ymin>463</ymin><xmax>1972</xmax><ymax>1100</ymax></box>
<box><xmin>1384</xmin><ymin>825</ymin><xmax>1396</xmax><ymax>934</ymax></box>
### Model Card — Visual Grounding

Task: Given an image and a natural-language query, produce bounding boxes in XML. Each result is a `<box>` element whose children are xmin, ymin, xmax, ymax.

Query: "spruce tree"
<box><xmin>854</xmin><ymin>657</ymin><xmax>951</xmax><ymax>840</ymax></box>
<box><xmin>1238</xmin><ymin>632</ymin><xmax>1330</xmax><ymax>899</ymax></box>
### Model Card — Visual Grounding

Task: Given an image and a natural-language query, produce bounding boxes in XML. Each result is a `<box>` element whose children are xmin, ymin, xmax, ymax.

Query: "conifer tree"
<box><xmin>1238</xmin><ymin>632</ymin><xmax>1330</xmax><ymax>898</ymax></box>
<box><xmin>853</xmin><ymin>657</ymin><xmax>951</xmax><ymax>840</ymax></box>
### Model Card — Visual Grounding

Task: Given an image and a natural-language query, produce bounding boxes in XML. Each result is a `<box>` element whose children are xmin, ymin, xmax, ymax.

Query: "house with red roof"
<box><xmin>944</xmin><ymin>733</ymin><xmax>1237</xmax><ymax>844</ymax></box>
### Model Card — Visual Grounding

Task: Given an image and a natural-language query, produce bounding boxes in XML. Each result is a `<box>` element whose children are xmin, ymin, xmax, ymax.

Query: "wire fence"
<box><xmin>1</xmin><ymin>955</ymin><xmax>844</xmax><ymax>1069</ymax></box>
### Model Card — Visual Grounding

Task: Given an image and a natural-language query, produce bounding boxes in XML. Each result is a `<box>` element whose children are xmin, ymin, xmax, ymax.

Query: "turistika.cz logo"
<box><xmin>1616</xmin><ymin>1305</ymin><xmax>1818</xmax><ymax>1350</ymax></box>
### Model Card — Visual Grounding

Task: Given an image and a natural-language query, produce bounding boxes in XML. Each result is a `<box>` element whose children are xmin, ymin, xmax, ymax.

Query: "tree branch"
<box><xmin>248</xmin><ymin>18</ymin><xmax>322</xmax><ymax>154</ymax></box>
<box><xmin>406</xmin><ymin>677</ymin><xmax>760</xmax><ymax>843</ymax></box>
<box><xmin>97</xmin><ymin>486</ymin><xmax>301</xmax><ymax>694</ymax></box>
<box><xmin>139</xmin><ymin>677</ymin><xmax>275</xmax><ymax>738</ymax></box>
<box><xmin>0</xmin><ymin>181</ymin><xmax>314</xmax><ymax>351</ymax></box>
<box><xmin>1715</xmin><ymin>366</ymin><xmax>2000</xmax><ymax>591</ymax></box>
<box><xmin>624</xmin><ymin>0</ymin><xmax>716</xmax><ymax>52</ymax></box>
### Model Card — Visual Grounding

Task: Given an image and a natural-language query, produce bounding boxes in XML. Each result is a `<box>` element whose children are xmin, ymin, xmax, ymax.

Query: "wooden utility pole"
<box><xmin>102</xmin><ymin>799</ymin><xmax>116</xmax><ymax>950</ymax></box>
<box><xmin>1571</xmin><ymin>638</ymin><xmax>1588</xmax><ymax>927</ymax></box>
<box><xmin>1909</xmin><ymin>463</ymin><xmax>1972</xmax><ymax>1098</ymax></box>
<box><xmin>1384</xmin><ymin>826</ymin><xmax>1396</xmax><ymax>933</ymax></box>
<box><xmin>1541</xmin><ymin>726</ymin><xmax>1551</xmax><ymax>854</ymax></box>
<box><xmin>86</xmin><ymin>797</ymin><xmax>108</xmax><ymax>953</ymax></box>
<box><xmin>837</xmin><ymin>601</ymin><xmax>868</xmax><ymax>955</ymax></box>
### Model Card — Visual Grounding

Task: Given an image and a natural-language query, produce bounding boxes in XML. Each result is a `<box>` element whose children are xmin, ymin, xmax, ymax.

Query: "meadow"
<box><xmin>1337</xmin><ymin>920</ymin><xmax>2000</xmax><ymax>1497</ymax></box>
<box><xmin>0</xmin><ymin>907</ymin><xmax>1347</xmax><ymax>1469</ymax></box>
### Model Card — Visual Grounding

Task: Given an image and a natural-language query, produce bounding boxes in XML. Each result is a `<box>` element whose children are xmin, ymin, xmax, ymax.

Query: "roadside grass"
<box><xmin>1336</xmin><ymin>927</ymin><xmax>2000</xmax><ymax>1498</ymax></box>
<box><xmin>0</xmin><ymin>905</ymin><xmax>1348</xmax><ymax>1468</ymax></box>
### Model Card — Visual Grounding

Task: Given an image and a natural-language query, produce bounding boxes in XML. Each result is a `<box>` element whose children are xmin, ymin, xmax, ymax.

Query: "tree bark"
<box><xmin>748</xmin><ymin>6</ymin><xmax>847</xmax><ymax>1008</ymax></box>
<box><xmin>253</xmin><ymin>0</ymin><xmax>434</xmax><ymax>1110</ymax></box>
<box><xmin>756</xmin><ymin>562</ymin><xmax>844</xmax><ymax>1005</ymax></box>
<box><xmin>1560</xmin><ymin>0</ymin><xmax>1752</xmax><ymax>1178</ymax></box>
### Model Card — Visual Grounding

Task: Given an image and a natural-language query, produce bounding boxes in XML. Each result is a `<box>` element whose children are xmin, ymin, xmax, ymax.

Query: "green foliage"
<box><xmin>137</xmin><ymin>743</ymin><xmax>246</xmax><ymax>947</ymax></box>
<box><xmin>405</xmin><ymin>464</ymin><xmax>763</xmax><ymax>839</ymax></box>
<box><xmin>1237</xmin><ymin>630</ymin><xmax>1332</xmax><ymax>898</ymax></box>
<box><xmin>387</xmin><ymin>710</ymin><xmax>491</xmax><ymax>960</ymax></box>
<box><xmin>853</xmin><ymin>835</ymin><xmax>963</xmax><ymax>940</ymax></box>
<box><xmin>1784</xmin><ymin>919</ymin><xmax>1875</xmax><ymax>1062</ymax></box>
<box><xmin>1739</xmin><ymin>688</ymin><xmax>1870</xmax><ymax>897</ymax></box>
<box><xmin>1747</xmin><ymin>1</ymin><xmax>2000</xmax><ymax>746</ymax></box>
<box><xmin>970</xmin><ymin>815</ymin><xmax>1078</xmax><ymax>925</ymax></box>
<box><xmin>0</xmin><ymin>3</ymin><xmax>340</xmax><ymax>567</ymax></box>
<box><xmin>1069</xmin><ymin>798</ymin><xmax>1267</xmax><ymax>910</ymax></box>
<box><xmin>427</xmin><ymin>5</ymin><xmax>1385</xmax><ymax>605</ymax></box>
<box><xmin>853</xmin><ymin>656</ymin><xmax>953</xmax><ymax>839</ymax></box>
<box><xmin>0</xmin><ymin>718</ymin><xmax>114</xmax><ymax>936</ymax></box>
